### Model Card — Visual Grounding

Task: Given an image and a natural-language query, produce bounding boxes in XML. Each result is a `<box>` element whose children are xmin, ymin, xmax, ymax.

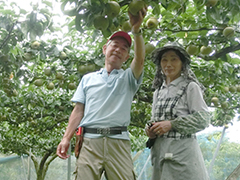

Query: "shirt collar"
<box><xmin>98</xmin><ymin>68</ymin><xmax>124</xmax><ymax>74</ymax></box>
<box><xmin>162</xmin><ymin>76</ymin><xmax>184</xmax><ymax>88</ymax></box>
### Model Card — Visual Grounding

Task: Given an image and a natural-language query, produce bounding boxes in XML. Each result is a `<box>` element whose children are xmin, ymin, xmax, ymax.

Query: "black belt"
<box><xmin>84</xmin><ymin>126</ymin><xmax>127</xmax><ymax>135</ymax></box>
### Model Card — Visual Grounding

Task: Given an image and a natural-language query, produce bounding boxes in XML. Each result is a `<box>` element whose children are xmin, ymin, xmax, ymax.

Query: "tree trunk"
<box><xmin>36</xmin><ymin>152</ymin><xmax>58</xmax><ymax>180</ymax></box>
<box><xmin>29</xmin><ymin>150</ymin><xmax>57</xmax><ymax>180</ymax></box>
<box><xmin>36</xmin><ymin>168</ymin><xmax>47</xmax><ymax>180</ymax></box>
<box><xmin>226</xmin><ymin>163</ymin><xmax>240</xmax><ymax>180</ymax></box>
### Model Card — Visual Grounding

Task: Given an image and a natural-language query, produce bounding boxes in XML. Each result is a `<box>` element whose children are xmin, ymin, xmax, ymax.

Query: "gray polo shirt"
<box><xmin>72</xmin><ymin>68</ymin><xmax>143</xmax><ymax>140</ymax></box>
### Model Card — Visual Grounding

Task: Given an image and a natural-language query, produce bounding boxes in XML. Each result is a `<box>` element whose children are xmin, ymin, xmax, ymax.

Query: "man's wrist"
<box><xmin>131</xmin><ymin>29</ymin><xmax>142</xmax><ymax>36</ymax></box>
<box><xmin>62</xmin><ymin>135</ymin><xmax>72</xmax><ymax>142</ymax></box>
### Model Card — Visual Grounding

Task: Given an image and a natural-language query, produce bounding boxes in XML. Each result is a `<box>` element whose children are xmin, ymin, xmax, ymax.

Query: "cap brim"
<box><xmin>109</xmin><ymin>31</ymin><xmax>132</xmax><ymax>47</ymax></box>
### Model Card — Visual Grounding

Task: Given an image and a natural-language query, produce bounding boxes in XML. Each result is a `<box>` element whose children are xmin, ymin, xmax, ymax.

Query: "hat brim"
<box><xmin>152</xmin><ymin>45</ymin><xmax>191</xmax><ymax>65</ymax></box>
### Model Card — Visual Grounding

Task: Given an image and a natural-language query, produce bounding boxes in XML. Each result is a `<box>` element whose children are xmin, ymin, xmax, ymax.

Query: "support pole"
<box><xmin>137</xmin><ymin>152</ymin><xmax>151</xmax><ymax>180</ymax></box>
<box><xmin>208</xmin><ymin>126</ymin><xmax>226</xmax><ymax>177</ymax></box>
<box><xmin>67</xmin><ymin>142</ymin><xmax>71</xmax><ymax>180</ymax></box>
<box><xmin>28</xmin><ymin>148</ymin><xmax>31</xmax><ymax>180</ymax></box>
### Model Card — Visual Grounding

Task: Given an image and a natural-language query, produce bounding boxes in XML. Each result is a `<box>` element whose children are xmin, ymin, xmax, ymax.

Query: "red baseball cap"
<box><xmin>109</xmin><ymin>31</ymin><xmax>132</xmax><ymax>47</ymax></box>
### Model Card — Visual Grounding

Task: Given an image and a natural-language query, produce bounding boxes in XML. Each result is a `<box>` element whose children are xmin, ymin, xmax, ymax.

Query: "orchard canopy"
<box><xmin>0</xmin><ymin>0</ymin><xmax>239</xmax><ymax>179</ymax></box>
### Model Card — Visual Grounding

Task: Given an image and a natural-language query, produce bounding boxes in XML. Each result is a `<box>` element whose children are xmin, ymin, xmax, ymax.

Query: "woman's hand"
<box><xmin>149</xmin><ymin>121</ymin><xmax>172</xmax><ymax>136</ymax></box>
<box><xmin>145</xmin><ymin>123</ymin><xmax>157</xmax><ymax>139</ymax></box>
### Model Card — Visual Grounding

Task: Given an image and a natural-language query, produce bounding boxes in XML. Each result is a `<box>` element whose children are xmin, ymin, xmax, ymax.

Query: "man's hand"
<box><xmin>56</xmin><ymin>138</ymin><xmax>70</xmax><ymax>159</ymax></box>
<box><xmin>129</xmin><ymin>6</ymin><xmax>147</xmax><ymax>33</ymax></box>
<box><xmin>56</xmin><ymin>102</ymin><xmax>85</xmax><ymax>159</ymax></box>
<box><xmin>129</xmin><ymin>6</ymin><xmax>147</xmax><ymax>79</ymax></box>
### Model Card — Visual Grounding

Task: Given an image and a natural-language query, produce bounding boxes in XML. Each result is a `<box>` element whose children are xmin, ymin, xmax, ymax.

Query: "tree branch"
<box><xmin>45</xmin><ymin>154</ymin><xmax>58</xmax><ymax>168</ymax></box>
<box><xmin>158</xmin><ymin>27</ymin><xmax>240</xmax><ymax>34</ymax></box>
<box><xmin>155</xmin><ymin>27</ymin><xmax>240</xmax><ymax>61</ymax></box>
<box><xmin>39</xmin><ymin>150</ymin><xmax>53</xmax><ymax>171</ymax></box>
<box><xmin>28</xmin><ymin>151</ymin><xmax>39</xmax><ymax>172</ymax></box>
<box><xmin>200</xmin><ymin>43</ymin><xmax>240</xmax><ymax>61</ymax></box>
<box><xmin>0</xmin><ymin>21</ymin><xmax>17</xmax><ymax>50</ymax></box>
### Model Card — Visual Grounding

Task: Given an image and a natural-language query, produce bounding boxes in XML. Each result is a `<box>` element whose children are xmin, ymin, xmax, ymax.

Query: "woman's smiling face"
<box><xmin>160</xmin><ymin>50</ymin><xmax>183</xmax><ymax>82</ymax></box>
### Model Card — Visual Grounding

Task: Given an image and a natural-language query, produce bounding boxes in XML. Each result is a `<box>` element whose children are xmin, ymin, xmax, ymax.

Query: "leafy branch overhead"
<box><xmin>60</xmin><ymin>0</ymin><xmax>240</xmax><ymax>61</ymax></box>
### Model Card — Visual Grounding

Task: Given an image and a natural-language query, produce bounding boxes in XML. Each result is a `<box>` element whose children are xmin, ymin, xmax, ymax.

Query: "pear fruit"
<box><xmin>44</xmin><ymin>68</ymin><xmax>51</xmax><ymax>76</ymax></box>
<box><xmin>223</xmin><ymin>86</ymin><xmax>229</xmax><ymax>93</ymax></box>
<box><xmin>200</xmin><ymin>46</ymin><xmax>212</xmax><ymax>55</ymax></box>
<box><xmin>128</xmin><ymin>0</ymin><xmax>145</xmax><ymax>16</ymax></box>
<box><xmin>229</xmin><ymin>86</ymin><xmax>236</xmax><ymax>93</ymax></box>
<box><xmin>109</xmin><ymin>24</ymin><xmax>119</xmax><ymax>33</ymax></box>
<box><xmin>237</xmin><ymin>85</ymin><xmax>240</xmax><ymax>92</ymax></box>
<box><xmin>223</xmin><ymin>27</ymin><xmax>235</xmax><ymax>38</ymax></box>
<box><xmin>78</xmin><ymin>65</ymin><xmax>89</xmax><ymax>75</ymax></box>
<box><xmin>105</xmin><ymin>1</ymin><xmax>120</xmax><ymax>18</ymax></box>
<box><xmin>31</xmin><ymin>41</ymin><xmax>41</xmax><ymax>49</ymax></box>
<box><xmin>55</xmin><ymin>72</ymin><xmax>64</xmax><ymax>80</ymax></box>
<box><xmin>186</xmin><ymin>45</ymin><xmax>198</xmax><ymax>55</ymax></box>
<box><xmin>23</xmin><ymin>52</ymin><xmax>32</xmax><ymax>61</ymax></box>
<box><xmin>34</xmin><ymin>79</ymin><xmax>43</xmax><ymax>87</ymax></box>
<box><xmin>3</xmin><ymin>88</ymin><xmax>11</xmax><ymax>94</ymax></box>
<box><xmin>146</xmin><ymin>17</ymin><xmax>158</xmax><ymax>29</ymax></box>
<box><xmin>3</xmin><ymin>77</ymin><xmax>10</xmax><ymax>84</ymax></box>
<box><xmin>121</xmin><ymin>21</ymin><xmax>132</xmax><ymax>32</ymax></box>
<box><xmin>12</xmin><ymin>89</ymin><xmax>18</xmax><ymax>97</ymax></box>
<box><xmin>225</xmin><ymin>115</ymin><xmax>232</xmax><ymax>121</ymax></box>
<box><xmin>60</xmin><ymin>51</ymin><xmax>67</xmax><ymax>60</ymax></box>
<box><xmin>93</xmin><ymin>16</ymin><xmax>109</xmax><ymax>31</ymax></box>
<box><xmin>211</xmin><ymin>97</ymin><xmax>219</xmax><ymax>107</ymax></box>
<box><xmin>206</xmin><ymin>0</ymin><xmax>218</xmax><ymax>7</ymax></box>
<box><xmin>47</xmin><ymin>82</ymin><xmax>55</xmax><ymax>90</ymax></box>
<box><xmin>86</xmin><ymin>64</ymin><xmax>96</xmax><ymax>72</ymax></box>
<box><xmin>145</xmin><ymin>43</ymin><xmax>155</xmax><ymax>54</ymax></box>
<box><xmin>221</xmin><ymin>101</ymin><xmax>229</xmax><ymax>109</ymax></box>
<box><xmin>68</xmin><ymin>82</ymin><xmax>77</xmax><ymax>90</ymax></box>
<box><xmin>59</xmin><ymin>106</ymin><xmax>65</xmax><ymax>111</ymax></box>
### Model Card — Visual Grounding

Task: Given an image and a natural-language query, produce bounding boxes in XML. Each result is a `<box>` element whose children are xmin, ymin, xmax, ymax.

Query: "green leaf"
<box><xmin>229</xmin><ymin>57</ymin><xmax>240</xmax><ymax>64</ymax></box>
<box><xmin>42</xmin><ymin>0</ymin><xmax>53</xmax><ymax>8</ymax></box>
<box><xmin>150</xmin><ymin>2</ymin><xmax>160</xmax><ymax>15</ymax></box>
<box><xmin>75</xmin><ymin>14</ymin><xmax>83</xmax><ymax>32</ymax></box>
<box><xmin>61</xmin><ymin>0</ymin><xmax>77</xmax><ymax>16</ymax></box>
<box><xmin>29</xmin><ymin>30</ymin><xmax>37</xmax><ymax>40</ymax></box>
<box><xmin>29</xmin><ymin>11</ymin><xmax>37</xmax><ymax>24</ymax></box>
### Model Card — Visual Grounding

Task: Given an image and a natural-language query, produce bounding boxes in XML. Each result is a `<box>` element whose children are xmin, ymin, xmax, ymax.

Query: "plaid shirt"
<box><xmin>153</xmin><ymin>84</ymin><xmax>188</xmax><ymax>122</ymax></box>
<box><xmin>151</xmin><ymin>77</ymin><xmax>210</xmax><ymax>137</ymax></box>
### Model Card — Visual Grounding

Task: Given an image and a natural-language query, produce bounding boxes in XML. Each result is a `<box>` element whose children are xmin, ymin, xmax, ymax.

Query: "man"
<box><xmin>56</xmin><ymin>7</ymin><xmax>147</xmax><ymax>180</ymax></box>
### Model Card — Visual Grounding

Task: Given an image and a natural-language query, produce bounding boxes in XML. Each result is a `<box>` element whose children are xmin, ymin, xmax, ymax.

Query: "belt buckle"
<box><xmin>97</xmin><ymin>128</ymin><xmax>110</xmax><ymax>135</ymax></box>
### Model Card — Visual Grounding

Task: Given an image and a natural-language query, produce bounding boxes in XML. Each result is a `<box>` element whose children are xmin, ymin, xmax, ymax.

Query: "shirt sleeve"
<box><xmin>171</xmin><ymin>82</ymin><xmax>211</xmax><ymax>134</ymax></box>
<box><xmin>171</xmin><ymin>111</ymin><xmax>211</xmax><ymax>134</ymax></box>
<box><xmin>150</xmin><ymin>89</ymin><xmax>158</xmax><ymax>122</ymax></box>
<box><xmin>71</xmin><ymin>77</ymin><xmax>85</xmax><ymax>104</ymax></box>
<box><xmin>127</xmin><ymin>68</ymin><xmax>143</xmax><ymax>94</ymax></box>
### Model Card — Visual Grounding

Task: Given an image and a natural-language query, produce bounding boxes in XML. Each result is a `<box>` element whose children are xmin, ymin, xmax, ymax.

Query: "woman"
<box><xmin>146</xmin><ymin>42</ymin><xmax>210</xmax><ymax>180</ymax></box>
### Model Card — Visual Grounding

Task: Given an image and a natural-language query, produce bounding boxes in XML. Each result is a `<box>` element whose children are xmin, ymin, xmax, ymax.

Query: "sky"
<box><xmin>224</xmin><ymin>120</ymin><xmax>240</xmax><ymax>143</ymax></box>
<box><xmin>198</xmin><ymin>118</ymin><xmax>240</xmax><ymax>144</ymax></box>
<box><xmin>5</xmin><ymin>0</ymin><xmax>240</xmax><ymax>144</ymax></box>
<box><xmin>5</xmin><ymin>0</ymin><xmax>64</xmax><ymax>24</ymax></box>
